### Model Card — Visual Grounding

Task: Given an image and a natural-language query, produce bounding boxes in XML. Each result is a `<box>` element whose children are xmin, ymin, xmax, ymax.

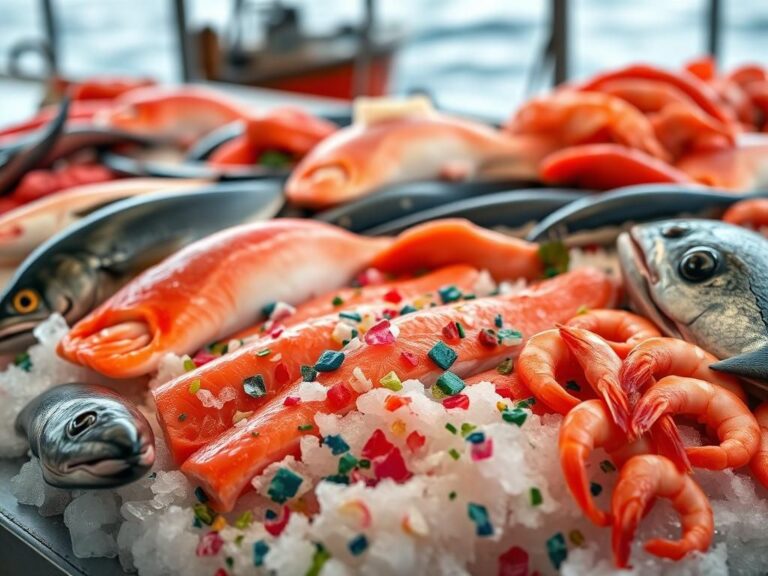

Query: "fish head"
<box><xmin>0</xmin><ymin>254</ymin><xmax>102</xmax><ymax>353</ymax></box>
<box><xmin>39</xmin><ymin>390</ymin><xmax>155</xmax><ymax>488</ymax></box>
<box><xmin>618</xmin><ymin>218</ymin><xmax>768</xmax><ymax>360</ymax></box>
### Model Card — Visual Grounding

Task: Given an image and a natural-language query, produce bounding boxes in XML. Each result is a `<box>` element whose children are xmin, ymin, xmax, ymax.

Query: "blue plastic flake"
<box><xmin>301</xmin><ymin>365</ymin><xmax>318</xmax><ymax>382</ymax></box>
<box><xmin>253</xmin><ymin>540</ymin><xmax>270</xmax><ymax>566</ymax></box>
<box><xmin>261</xmin><ymin>301</ymin><xmax>277</xmax><ymax>317</ymax></box>
<box><xmin>339</xmin><ymin>311</ymin><xmax>362</xmax><ymax>322</ymax></box>
<box><xmin>323</xmin><ymin>434</ymin><xmax>350</xmax><ymax>455</ymax></box>
<box><xmin>243</xmin><ymin>375</ymin><xmax>267</xmax><ymax>398</ymax></box>
<box><xmin>348</xmin><ymin>534</ymin><xmax>369</xmax><ymax>556</ymax></box>
<box><xmin>465</xmin><ymin>431</ymin><xmax>486</xmax><ymax>445</ymax></box>
<box><xmin>399</xmin><ymin>304</ymin><xmax>418</xmax><ymax>315</ymax></box>
<box><xmin>267</xmin><ymin>468</ymin><xmax>303</xmax><ymax>503</ymax></box>
<box><xmin>467</xmin><ymin>502</ymin><xmax>493</xmax><ymax>536</ymax></box>
<box><xmin>323</xmin><ymin>474</ymin><xmax>350</xmax><ymax>485</ymax></box>
<box><xmin>590</xmin><ymin>482</ymin><xmax>603</xmax><ymax>497</ymax></box>
<box><xmin>436</xmin><ymin>371</ymin><xmax>466</xmax><ymax>396</ymax></box>
<box><xmin>428</xmin><ymin>341</ymin><xmax>457</xmax><ymax>370</ymax></box>
<box><xmin>194</xmin><ymin>486</ymin><xmax>208</xmax><ymax>503</ymax></box>
<box><xmin>546</xmin><ymin>532</ymin><xmax>568</xmax><ymax>569</ymax></box>
<box><xmin>315</xmin><ymin>350</ymin><xmax>345</xmax><ymax>372</ymax></box>
<box><xmin>438</xmin><ymin>285</ymin><xmax>463</xmax><ymax>304</ymax></box>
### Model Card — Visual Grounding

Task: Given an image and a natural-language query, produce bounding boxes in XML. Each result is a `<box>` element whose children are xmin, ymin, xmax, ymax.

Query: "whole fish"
<box><xmin>15</xmin><ymin>383</ymin><xmax>154</xmax><ymax>488</ymax></box>
<box><xmin>617</xmin><ymin>218</ymin><xmax>768</xmax><ymax>388</ymax></box>
<box><xmin>0</xmin><ymin>177</ymin><xmax>208</xmax><ymax>266</ymax></box>
<box><xmin>0</xmin><ymin>180</ymin><xmax>283</xmax><ymax>354</ymax></box>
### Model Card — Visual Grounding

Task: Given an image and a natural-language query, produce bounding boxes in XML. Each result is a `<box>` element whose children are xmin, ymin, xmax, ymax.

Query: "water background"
<box><xmin>1</xmin><ymin>0</ymin><xmax>767</xmax><ymax>121</ymax></box>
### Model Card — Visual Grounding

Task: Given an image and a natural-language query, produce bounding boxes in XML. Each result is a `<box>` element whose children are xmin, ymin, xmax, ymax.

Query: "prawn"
<box><xmin>722</xmin><ymin>197</ymin><xmax>768</xmax><ymax>231</ymax></box>
<box><xmin>564</xmin><ymin>309</ymin><xmax>661</xmax><ymax>359</ymax></box>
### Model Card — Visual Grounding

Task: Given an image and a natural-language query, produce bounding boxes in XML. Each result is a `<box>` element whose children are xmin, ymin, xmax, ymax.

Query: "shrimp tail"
<box><xmin>619</xmin><ymin>356</ymin><xmax>653</xmax><ymax>407</ymax></box>
<box><xmin>560</xmin><ymin>442</ymin><xmax>612</xmax><ymax>527</ymax></box>
<box><xmin>631</xmin><ymin>395</ymin><xmax>668</xmax><ymax>437</ymax></box>
<box><xmin>612</xmin><ymin>497</ymin><xmax>647</xmax><ymax>569</ymax></box>
<box><xmin>601</xmin><ymin>382</ymin><xmax>631</xmax><ymax>433</ymax></box>
<box><xmin>650</xmin><ymin>416</ymin><xmax>692</xmax><ymax>472</ymax></box>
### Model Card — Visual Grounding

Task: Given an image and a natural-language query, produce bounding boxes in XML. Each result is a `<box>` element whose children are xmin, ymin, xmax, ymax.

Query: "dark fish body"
<box><xmin>366</xmin><ymin>189</ymin><xmax>586</xmax><ymax>236</ymax></box>
<box><xmin>617</xmin><ymin>218</ymin><xmax>768</xmax><ymax>390</ymax></box>
<box><xmin>527</xmin><ymin>185</ymin><xmax>761</xmax><ymax>244</ymax></box>
<box><xmin>15</xmin><ymin>383</ymin><xmax>154</xmax><ymax>488</ymax></box>
<box><xmin>0</xmin><ymin>180</ymin><xmax>283</xmax><ymax>353</ymax></box>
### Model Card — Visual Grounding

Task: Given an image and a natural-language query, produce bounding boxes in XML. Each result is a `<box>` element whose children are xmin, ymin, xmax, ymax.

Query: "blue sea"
<box><xmin>1</xmin><ymin>0</ymin><xmax>768</xmax><ymax>121</ymax></box>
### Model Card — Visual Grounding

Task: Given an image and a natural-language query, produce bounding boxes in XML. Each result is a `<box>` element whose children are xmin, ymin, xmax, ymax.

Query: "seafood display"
<box><xmin>15</xmin><ymin>383</ymin><xmax>155</xmax><ymax>488</ymax></box>
<box><xmin>4</xmin><ymin>60</ymin><xmax>768</xmax><ymax>576</ymax></box>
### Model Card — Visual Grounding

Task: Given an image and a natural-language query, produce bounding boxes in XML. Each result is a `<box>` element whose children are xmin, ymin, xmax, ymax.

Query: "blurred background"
<box><xmin>1</xmin><ymin>0</ymin><xmax>766</xmax><ymax>122</ymax></box>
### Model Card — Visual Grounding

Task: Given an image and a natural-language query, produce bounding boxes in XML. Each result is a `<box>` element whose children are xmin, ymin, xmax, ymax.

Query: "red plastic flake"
<box><xmin>384</xmin><ymin>395</ymin><xmax>412</xmax><ymax>412</ymax></box>
<box><xmin>383</xmin><ymin>289</ymin><xmax>403</xmax><ymax>303</ymax></box>
<box><xmin>406</xmin><ymin>430</ymin><xmax>426</xmax><ymax>452</ymax></box>
<box><xmin>327</xmin><ymin>382</ymin><xmax>353</xmax><ymax>410</ymax></box>
<box><xmin>373</xmin><ymin>446</ymin><xmax>412</xmax><ymax>483</ymax></box>
<box><xmin>478</xmin><ymin>329</ymin><xmax>498</xmax><ymax>348</ymax></box>
<box><xmin>442</xmin><ymin>321</ymin><xmax>460</xmax><ymax>341</ymax></box>
<box><xmin>270</xmin><ymin>326</ymin><xmax>284</xmax><ymax>338</ymax></box>
<box><xmin>214</xmin><ymin>570</ymin><xmax>228</xmax><ymax>576</ymax></box>
<box><xmin>495</xmin><ymin>384</ymin><xmax>513</xmax><ymax>399</ymax></box>
<box><xmin>356</xmin><ymin>268</ymin><xmax>386</xmax><ymax>287</ymax></box>
<box><xmin>265</xmin><ymin>506</ymin><xmax>291</xmax><ymax>537</ymax></box>
<box><xmin>274</xmin><ymin>362</ymin><xmax>290</xmax><ymax>384</ymax></box>
<box><xmin>283</xmin><ymin>396</ymin><xmax>301</xmax><ymax>407</ymax></box>
<box><xmin>195</xmin><ymin>531</ymin><xmax>224</xmax><ymax>557</ymax></box>
<box><xmin>192</xmin><ymin>350</ymin><xmax>218</xmax><ymax>367</ymax></box>
<box><xmin>361</xmin><ymin>429</ymin><xmax>395</xmax><ymax>459</ymax></box>
<box><xmin>364</xmin><ymin>320</ymin><xmax>396</xmax><ymax>345</ymax></box>
<box><xmin>498</xmin><ymin>545</ymin><xmax>529</xmax><ymax>576</ymax></box>
<box><xmin>399</xmin><ymin>351</ymin><xmax>419</xmax><ymax>367</ymax></box>
<box><xmin>442</xmin><ymin>394</ymin><xmax>470</xmax><ymax>410</ymax></box>
<box><xmin>471</xmin><ymin>438</ymin><xmax>494</xmax><ymax>461</ymax></box>
<box><xmin>382</xmin><ymin>308</ymin><xmax>399</xmax><ymax>319</ymax></box>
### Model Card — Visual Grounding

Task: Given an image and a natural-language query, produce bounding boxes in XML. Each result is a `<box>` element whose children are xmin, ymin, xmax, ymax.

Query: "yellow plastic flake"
<box><xmin>338</xmin><ymin>499</ymin><xmax>372</xmax><ymax>529</ymax></box>
<box><xmin>379</xmin><ymin>371</ymin><xmax>402</xmax><ymax>391</ymax></box>
<box><xmin>188</xmin><ymin>379</ymin><xmax>201</xmax><ymax>394</ymax></box>
<box><xmin>412</xmin><ymin>295</ymin><xmax>432</xmax><ymax>310</ymax></box>
<box><xmin>232</xmin><ymin>410</ymin><xmax>254</xmax><ymax>425</ymax></box>
<box><xmin>496</xmin><ymin>401</ymin><xmax>508</xmax><ymax>412</ymax></box>
<box><xmin>390</xmin><ymin>419</ymin><xmax>407</xmax><ymax>436</ymax></box>
<box><xmin>401</xmin><ymin>508</ymin><xmax>429</xmax><ymax>537</ymax></box>
<box><xmin>211</xmin><ymin>515</ymin><xmax>228</xmax><ymax>532</ymax></box>
<box><xmin>569</xmin><ymin>529</ymin><xmax>586</xmax><ymax>547</ymax></box>
<box><xmin>576</xmin><ymin>305</ymin><xmax>589</xmax><ymax>315</ymax></box>
<box><xmin>183</xmin><ymin>356</ymin><xmax>195</xmax><ymax>372</ymax></box>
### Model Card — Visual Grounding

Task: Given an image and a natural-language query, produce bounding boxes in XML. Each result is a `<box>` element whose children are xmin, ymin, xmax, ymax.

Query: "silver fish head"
<box><xmin>38</xmin><ymin>393</ymin><xmax>155</xmax><ymax>488</ymax></box>
<box><xmin>0</xmin><ymin>253</ymin><xmax>103</xmax><ymax>353</ymax></box>
<box><xmin>617</xmin><ymin>218</ymin><xmax>768</xmax><ymax>362</ymax></box>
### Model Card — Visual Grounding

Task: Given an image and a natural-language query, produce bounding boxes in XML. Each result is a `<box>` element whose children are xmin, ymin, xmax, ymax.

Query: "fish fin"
<box><xmin>353</xmin><ymin>96</ymin><xmax>435</xmax><ymax>126</ymax></box>
<box><xmin>710</xmin><ymin>345</ymin><xmax>768</xmax><ymax>382</ymax></box>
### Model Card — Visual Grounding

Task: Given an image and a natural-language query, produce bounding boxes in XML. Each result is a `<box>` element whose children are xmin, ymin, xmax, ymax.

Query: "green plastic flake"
<box><xmin>183</xmin><ymin>356</ymin><xmax>195</xmax><ymax>372</ymax></box>
<box><xmin>298</xmin><ymin>424</ymin><xmax>314</xmax><ymax>432</ymax></box>
<box><xmin>590</xmin><ymin>482</ymin><xmax>603</xmax><ymax>497</ymax></box>
<box><xmin>193</xmin><ymin>503</ymin><xmax>215</xmax><ymax>525</ymax></box>
<box><xmin>428</xmin><ymin>341</ymin><xmax>457</xmax><ymax>370</ymax></box>
<box><xmin>546</xmin><ymin>532</ymin><xmax>568</xmax><ymax>569</ymax></box>
<box><xmin>13</xmin><ymin>352</ymin><xmax>31</xmax><ymax>372</ymax></box>
<box><xmin>267</xmin><ymin>468</ymin><xmax>303</xmax><ymax>503</ymax></box>
<box><xmin>436</xmin><ymin>371</ymin><xmax>465</xmax><ymax>396</ymax></box>
<box><xmin>530</xmin><ymin>487</ymin><xmax>543</xmax><ymax>506</ymax></box>
<box><xmin>448</xmin><ymin>448</ymin><xmax>461</xmax><ymax>460</ymax></box>
<box><xmin>449</xmin><ymin>491</ymin><xmax>457</xmax><ymax>500</ymax></box>
<box><xmin>315</xmin><ymin>350</ymin><xmax>345</xmax><ymax>372</ymax></box>
<box><xmin>235</xmin><ymin>535</ymin><xmax>244</xmax><ymax>546</ymax></box>
<box><xmin>226</xmin><ymin>557</ymin><xmax>234</xmax><ymax>569</ymax></box>
<box><xmin>243</xmin><ymin>375</ymin><xmax>267</xmax><ymax>398</ymax></box>
<box><xmin>379</xmin><ymin>371</ymin><xmax>403</xmax><ymax>391</ymax></box>
<box><xmin>209</xmin><ymin>341</ymin><xmax>228</xmax><ymax>355</ymax></box>
<box><xmin>445</xmin><ymin>422</ymin><xmax>458</xmax><ymax>435</ymax></box>
<box><xmin>331</xmin><ymin>295</ymin><xmax>344</xmax><ymax>306</ymax></box>
<box><xmin>358</xmin><ymin>458</ymin><xmax>371</xmax><ymax>469</ymax></box>
<box><xmin>463</xmin><ymin>293</ymin><xmax>476</xmax><ymax>300</ymax></box>
<box><xmin>600</xmin><ymin>460</ymin><xmax>617</xmax><ymax>473</ymax></box>
<box><xmin>348</xmin><ymin>534</ymin><xmax>369</xmax><ymax>556</ymax></box>
<box><xmin>455</xmin><ymin>322</ymin><xmax>466</xmax><ymax>338</ymax></box>
<box><xmin>259</xmin><ymin>150</ymin><xmax>293</xmax><ymax>169</ymax></box>
<box><xmin>306</xmin><ymin>544</ymin><xmax>331</xmax><ymax>576</ymax></box>
<box><xmin>261</xmin><ymin>301</ymin><xmax>277</xmax><ymax>317</ymax></box>
<box><xmin>194</xmin><ymin>486</ymin><xmax>208</xmax><ymax>503</ymax></box>
<box><xmin>399</xmin><ymin>304</ymin><xmax>417</xmax><ymax>315</ymax></box>
<box><xmin>539</xmin><ymin>241</ymin><xmax>570</xmax><ymax>278</ymax></box>
<box><xmin>339</xmin><ymin>311</ymin><xmax>362</xmax><ymax>322</ymax></box>
<box><xmin>301</xmin><ymin>365</ymin><xmax>318</xmax><ymax>382</ymax></box>
<box><xmin>465</xmin><ymin>431</ymin><xmax>485</xmax><ymax>444</ymax></box>
<box><xmin>438</xmin><ymin>285</ymin><xmax>463</xmax><ymax>304</ymax></box>
<box><xmin>323</xmin><ymin>474</ymin><xmax>350</xmax><ymax>485</ymax></box>
<box><xmin>565</xmin><ymin>380</ymin><xmax>581</xmax><ymax>392</ymax></box>
<box><xmin>256</xmin><ymin>348</ymin><xmax>271</xmax><ymax>357</ymax></box>
<box><xmin>234</xmin><ymin>510</ymin><xmax>253</xmax><ymax>529</ymax></box>
<box><xmin>338</xmin><ymin>453</ymin><xmax>358</xmax><ymax>475</ymax></box>
<box><xmin>502</xmin><ymin>407</ymin><xmax>528</xmax><ymax>427</ymax></box>
<box><xmin>461</xmin><ymin>423</ymin><xmax>477</xmax><ymax>437</ymax></box>
<box><xmin>467</xmin><ymin>502</ymin><xmax>493</xmax><ymax>536</ymax></box>
<box><xmin>253</xmin><ymin>540</ymin><xmax>270</xmax><ymax>566</ymax></box>
<box><xmin>188</xmin><ymin>379</ymin><xmax>201</xmax><ymax>394</ymax></box>
<box><xmin>323</xmin><ymin>434</ymin><xmax>350</xmax><ymax>455</ymax></box>
<box><xmin>496</xmin><ymin>358</ymin><xmax>514</xmax><ymax>375</ymax></box>
<box><xmin>496</xmin><ymin>328</ymin><xmax>523</xmax><ymax>344</ymax></box>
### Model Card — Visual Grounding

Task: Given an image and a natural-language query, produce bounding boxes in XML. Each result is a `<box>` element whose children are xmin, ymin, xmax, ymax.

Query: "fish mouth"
<box><xmin>60</xmin><ymin>442</ymin><xmax>155</xmax><ymax>478</ymax></box>
<box><xmin>0</xmin><ymin>316</ymin><xmax>48</xmax><ymax>353</ymax></box>
<box><xmin>617</xmin><ymin>231</ymin><xmax>683</xmax><ymax>339</ymax></box>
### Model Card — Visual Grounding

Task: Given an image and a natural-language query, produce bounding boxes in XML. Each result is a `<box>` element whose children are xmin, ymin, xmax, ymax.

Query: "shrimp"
<box><xmin>650</xmin><ymin>102</ymin><xmax>736</xmax><ymax>160</ymax></box>
<box><xmin>632</xmin><ymin>376</ymin><xmax>760</xmax><ymax>470</ymax></box>
<box><xmin>565</xmin><ymin>309</ymin><xmax>661</xmax><ymax>358</ymax></box>
<box><xmin>749</xmin><ymin>402</ymin><xmax>768</xmax><ymax>489</ymax></box>
<box><xmin>557</xmin><ymin>324</ymin><xmax>630</xmax><ymax>430</ymax></box>
<box><xmin>559</xmin><ymin>400</ymin><xmax>651</xmax><ymax>526</ymax></box>
<box><xmin>506</xmin><ymin>91</ymin><xmax>671</xmax><ymax>161</ymax></box>
<box><xmin>722</xmin><ymin>198</ymin><xmax>768</xmax><ymax>231</ymax></box>
<box><xmin>590</xmin><ymin>78</ymin><xmax>698</xmax><ymax>113</ymax></box>
<box><xmin>515</xmin><ymin>329</ymin><xmax>592</xmax><ymax>414</ymax></box>
<box><xmin>612</xmin><ymin>454</ymin><xmax>714</xmax><ymax>568</ymax></box>
<box><xmin>619</xmin><ymin>337</ymin><xmax>747</xmax><ymax>407</ymax></box>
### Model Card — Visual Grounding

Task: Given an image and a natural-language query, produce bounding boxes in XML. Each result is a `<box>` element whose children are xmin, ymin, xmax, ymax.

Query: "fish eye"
<box><xmin>678</xmin><ymin>247</ymin><xmax>720</xmax><ymax>283</ymax></box>
<box><xmin>661</xmin><ymin>224</ymin><xmax>690</xmax><ymax>239</ymax></box>
<box><xmin>67</xmin><ymin>411</ymin><xmax>98</xmax><ymax>437</ymax></box>
<box><xmin>12</xmin><ymin>289</ymin><xmax>40</xmax><ymax>314</ymax></box>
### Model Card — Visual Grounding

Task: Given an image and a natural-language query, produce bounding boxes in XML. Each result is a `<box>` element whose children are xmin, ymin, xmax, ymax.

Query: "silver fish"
<box><xmin>0</xmin><ymin>180</ymin><xmax>283</xmax><ymax>353</ymax></box>
<box><xmin>617</xmin><ymin>218</ymin><xmax>768</xmax><ymax>389</ymax></box>
<box><xmin>15</xmin><ymin>383</ymin><xmax>154</xmax><ymax>488</ymax></box>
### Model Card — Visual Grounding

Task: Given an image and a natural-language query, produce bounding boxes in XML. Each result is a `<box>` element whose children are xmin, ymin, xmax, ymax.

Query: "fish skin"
<box><xmin>59</xmin><ymin>219</ymin><xmax>391</xmax><ymax>379</ymax></box>
<box><xmin>0</xmin><ymin>182</ymin><xmax>284</xmax><ymax>355</ymax></box>
<box><xmin>15</xmin><ymin>383</ymin><xmax>154</xmax><ymax>488</ymax></box>
<box><xmin>617</xmin><ymin>218</ymin><xmax>768</xmax><ymax>388</ymax></box>
<box><xmin>180</xmin><ymin>267</ymin><xmax>619</xmax><ymax>511</ymax></box>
